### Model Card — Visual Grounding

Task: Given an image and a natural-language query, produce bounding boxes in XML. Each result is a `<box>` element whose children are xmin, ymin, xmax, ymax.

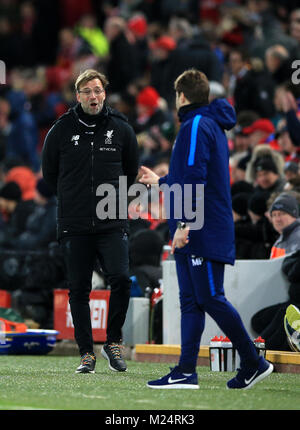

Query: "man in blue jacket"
<box><xmin>140</xmin><ymin>69</ymin><xmax>273</xmax><ymax>389</ymax></box>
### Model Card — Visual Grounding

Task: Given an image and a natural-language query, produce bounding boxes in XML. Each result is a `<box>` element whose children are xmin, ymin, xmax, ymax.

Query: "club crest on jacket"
<box><xmin>105</xmin><ymin>130</ymin><xmax>114</xmax><ymax>144</ymax></box>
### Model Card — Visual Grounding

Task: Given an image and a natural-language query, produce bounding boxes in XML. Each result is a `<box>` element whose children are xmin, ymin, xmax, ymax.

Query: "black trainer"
<box><xmin>101</xmin><ymin>343</ymin><xmax>127</xmax><ymax>372</ymax></box>
<box><xmin>75</xmin><ymin>352</ymin><xmax>96</xmax><ymax>374</ymax></box>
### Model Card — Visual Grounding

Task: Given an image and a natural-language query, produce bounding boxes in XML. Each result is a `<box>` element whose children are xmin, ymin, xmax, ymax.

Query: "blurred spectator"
<box><xmin>135</xmin><ymin>86</ymin><xmax>171</xmax><ymax>134</ymax></box>
<box><xmin>168</xmin><ymin>16</ymin><xmax>194</xmax><ymax>50</ymax></box>
<box><xmin>231</xmin><ymin>110</ymin><xmax>259</xmax><ymax>157</ymax></box>
<box><xmin>59</xmin><ymin>0</ymin><xmax>94</xmax><ymax>28</ymax></box>
<box><xmin>0</xmin><ymin>16</ymin><xmax>22</xmax><ymax>69</ymax></box>
<box><xmin>242</xmin><ymin>0</ymin><xmax>298</xmax><ymax>58</ymax></box>
<box><xmin>230</xmin><ymin>153</ymin><xmax>251</xmax><ymax>183</ymax></box>
<box><xmin>107</xmin><ymin>91</ymin><xmax>138</xmax><ymax>127</ymax></box>
<box><xmin>56</xmin><ymin>28</ymin><xmax>82</xmax><ymax>68</ymax></box>
<box><xmin>278</xmin><ymin>90</ymin><xmax>300</xmax><ymax>148</ymax></box>
<box><xmin>251</xmin><ymin>249</ymin><xmax>300</xmax><ymax>351</ymax></box>
<box><xmin>284</xmin><ymin>175</ymin><xmax>300</xmax><ymax>193</ymax></box>
<box><xmin>5</xmin><ymin>165</ymin><xmax>37</xmax><ymax>201</ymax></box>
<box><xmin>232</xmin><ymin>191</ymin><xmax>253</xmax><ymax>259</ymax></box>
<box><xmin>228</xmin><ymin>49</ymin><xmax>275</xmax><ymax>117</ymax></box>
<box><xmin>242</xmin><ymin>118</ymin><xmax>278</xmax><ymax>150</ymax></box>
<box><xmin>269</xmin><ymin>193</ymin><xmax>300</xmax><ymax>258</ymax></box>
<box><xmin>233</xmin><ymin>188</ymin><xmax>278</xmax><ymax>259</ymax></box>
<box><xmin>129</xmin><ymin>228</ymin><xmax>164</xmax><ymax>296</ymax></box>
<box><xmin>289</xmin><ymin>8</ymin><xmax>300</xmax><ymax>46</ymax></box>
<box><xmin>4</xmin><ymin>89</ymin><xmax>40</xmax><ymax>172</ymax></box>
<box><xmin>104</xmin><ymin>16</ymin><xmax>138</xmax><ymax>94</ymax></box>
<box><xmin>265</xmin><ymin>44</ymin><xmax>293</xmax><ymax>84</ymax></box>
<box><xmin>149</xmin><ymin>35</ymin><xmax>177</xmax><ymax>106</ymax></box>
<box><xmin>12</xmin><ymin>178</ymin><xmax>57</xmax><ymax>250</ymax></box>
<box><xmin>0</xmin><ymin>181</ymin><xmax>36</xmax><ymax>248</ymax></box>
<box><xmin>254</xmin><ymin>157</ymin><xmax>285</xmax><ymax>195</ymax></box>
<box><xmin>150</xmin><ymin>28</ymin><xmax>222</xmax><ymax>107</ymax></box>
<box><xmin>76</xmin><ymin>13</ymin><xmax>109</xmax><ymax>59</ymax></box>
<box><xmin>245</xmin><ymin>144</ymin><xmax>286</xmax><ymax>196</ymax></box>
<box><xmin>227</xmin><ymin>48</ymin><xmax>250</xmax><ymax>99</ymax></box>
<box><xmin>276</xmin><ymin>119</ymin><xmax>300</xmax><ymax>163</ymax></box>
<box><xmin>209</xmin><ymin>81</ymin><xmax>226</xmax><ymax>102</ymax></box>
<box><xmin>127</xmin><ymin>13</ymin><xmax>149</xmax><ymax>78</ymax></box>
<box><xmin>17</xmin><ymin>1</ymin><xmax>37</xmax><ymax>67</ymax></box>
<box><xmin>231</xmin><ymin>180</ymin><xmax>254</xmax><ymax>197</ymax></box>
<box><xmin>0</xmin><ymin>98</ymin><xmax>10</xmax><ymax>162</ymax></box>
<box><xmin>283</xmin><ymin>161</ymin><xmax>300</xmax><ymax>181</ymax></box>
<box><xmin>247</xmin><ymin>191</ymin><xmax>278</xmax><ymax>258</ymax></box>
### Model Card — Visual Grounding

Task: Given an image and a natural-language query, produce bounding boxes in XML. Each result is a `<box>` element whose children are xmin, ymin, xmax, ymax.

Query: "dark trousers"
<box><xmin>61</xmin><ymin>229</ymin><xmax>131</xmax><ymax>355</ymax></box>
<box><xmin>175</xmin><ymin>254</ymin><xmax>259</xmax><ymax>373</ymax></box>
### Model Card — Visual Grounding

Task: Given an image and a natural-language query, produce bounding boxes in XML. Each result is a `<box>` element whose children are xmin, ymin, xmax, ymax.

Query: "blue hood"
<box><xmin>179</xmin><ymin>98</ymin><xmax>236</xmax><ymax>131</ymax></box>
<box><xmin>198</xmin><ymin>98</ymin><xmax>236</xmax><ymax>130</ymax></box>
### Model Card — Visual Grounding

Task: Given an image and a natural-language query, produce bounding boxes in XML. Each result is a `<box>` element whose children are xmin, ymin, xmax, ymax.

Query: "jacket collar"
<box><xmin>282</xmin><ymin>219</ymin><xmax>300</xmax><ymax>238</ymax></box>
<box><xmin>178</xmin><ymin>102</ymin><xmax>208</xmax><ymax>122</ymax></box>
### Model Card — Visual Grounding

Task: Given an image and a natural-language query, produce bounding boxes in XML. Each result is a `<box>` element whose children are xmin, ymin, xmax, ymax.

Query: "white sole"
<box><xmin>243</xmin><ymin>363</ymin><xmax>274</xmax><ymax>389</ymax></box>
<box><xmin>101</xmin><ymin>347</ymin><xmax>127</xmax><ymax>372</ymax></box>
<box><xmin>227</xmin><ymin>362</ymin><xmax>274</xmax><ymax>390</ymax></box>
<box><xmin>147</xmin><ymin>384</ymin><xmax>199</xmax><ymax>389</ymax></box>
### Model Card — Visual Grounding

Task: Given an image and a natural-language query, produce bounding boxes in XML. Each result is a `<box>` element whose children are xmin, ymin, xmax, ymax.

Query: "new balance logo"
<box><xmin>71</xmin><ymin>135</ymin><xmax>80</xmax><ymax>145</ymax></box>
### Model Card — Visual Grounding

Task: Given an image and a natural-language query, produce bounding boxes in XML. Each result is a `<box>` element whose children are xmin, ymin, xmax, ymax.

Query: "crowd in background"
<box><xmin>0</xmin><ymin>0</ymin><xmax>300</xmax><ymax>344</ymax></box>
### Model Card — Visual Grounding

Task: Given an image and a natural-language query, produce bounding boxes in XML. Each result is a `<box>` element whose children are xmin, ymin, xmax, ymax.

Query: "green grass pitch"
<box><xmin>0</xmin><ymin>355</ymin><xmax>299</xmax><ymax>410</ymax></box>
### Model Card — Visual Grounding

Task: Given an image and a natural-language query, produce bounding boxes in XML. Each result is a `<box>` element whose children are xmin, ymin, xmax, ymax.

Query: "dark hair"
<box><xmin>230</xmin><ymin>47</ymin><xmax>249</xmax><ymax>63</ymax></box>
<box><xmin>174</xmin><ymin>69</ymin><xmax>209</xmax><ymax>104</ymax></box>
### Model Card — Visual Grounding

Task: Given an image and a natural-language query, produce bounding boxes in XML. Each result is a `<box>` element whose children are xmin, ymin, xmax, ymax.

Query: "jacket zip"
<box><xmin>91</xmin><ymin>141</ymin><xmax>95</xmax><ymax>227</ymax></box>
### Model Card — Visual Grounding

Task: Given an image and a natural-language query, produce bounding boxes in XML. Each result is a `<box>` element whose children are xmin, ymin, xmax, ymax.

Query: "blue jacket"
<box><xmin>159</xmin><ymin>99</ymin><xmax>236</xmax><ymax>265</ymax></box>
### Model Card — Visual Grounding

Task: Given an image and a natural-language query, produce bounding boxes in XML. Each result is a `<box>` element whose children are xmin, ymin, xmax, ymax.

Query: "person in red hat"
<box><xmin>127</xmin><ymin>13</ymin><xmax>149</xmax><ymax>78</ymax></box>
<box><xmin>135</xmin><ymin>86</ymin><xmax>171</xmax><ymax>133</ymax></box>
<box><xmin>149</xmin><ymin>35</ymin><xmax>177</xmax><ymax>54</ymax></box>
<box><xmin>243</xmin><ymin>118</ymin><xmax>279</xmax><ymax>150</ymax></box>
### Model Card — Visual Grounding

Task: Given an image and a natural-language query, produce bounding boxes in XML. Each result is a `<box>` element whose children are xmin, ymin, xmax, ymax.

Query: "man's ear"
<box><xmin>179</xmin><ymin>91</ymin><xmax>187</xmax><ymax>104</ymax></box>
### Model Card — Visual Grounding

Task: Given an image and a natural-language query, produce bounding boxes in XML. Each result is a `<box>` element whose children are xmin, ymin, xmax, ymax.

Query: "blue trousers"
<box><xmin>175</xmin><ymin>253</ymin><xmax>259</xmax><ymax>373</ymax></box>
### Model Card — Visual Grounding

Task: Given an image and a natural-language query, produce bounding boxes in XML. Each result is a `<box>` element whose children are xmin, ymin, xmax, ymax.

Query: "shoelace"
<box><xmin>108</xmin><ymin>343</ymin><xmax>124</xmax><ymax>359</ymax></box>
<box><xmin>81</xmin><ymin>353</ymin><xmax>95</xmax><ymax>365</ymax></box>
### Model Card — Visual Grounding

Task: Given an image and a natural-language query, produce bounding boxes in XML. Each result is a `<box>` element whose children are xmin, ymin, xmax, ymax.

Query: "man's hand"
<box><xmin>139</xmin><ymin>165</ymin><xmax>160</xmax><ymax>185</ymax></box>
<box><xmin>280</xmin><ymin>91</ymin><xmax>298</xmax><ymax>112</ymax></box>
<box><xmin>171</xmin><ymin>226</ymin><xmax>190</xmax><ymax>254</ymax></box>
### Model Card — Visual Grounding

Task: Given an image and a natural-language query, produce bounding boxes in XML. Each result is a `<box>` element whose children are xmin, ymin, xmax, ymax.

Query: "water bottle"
<box><xmin>254</xmin><ymin>336</ymin><xmax>266</xmax><ymax>358</ymax></box>
<box><xmin>209</xmin><ymin>336</ymin><xmax>222</xmax><ymax>371</ymax></box>
<box><xmin>221</xmin><ymin>336</ymin><xmax>234</xmax><ymax>371</ymax></box>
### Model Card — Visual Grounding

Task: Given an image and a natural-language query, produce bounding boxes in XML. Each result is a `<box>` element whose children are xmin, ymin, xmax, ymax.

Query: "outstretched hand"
<box><xmin>139</xmin><ymin>165</ymin><xmax>160</xmax><ymax>185</ymax></box>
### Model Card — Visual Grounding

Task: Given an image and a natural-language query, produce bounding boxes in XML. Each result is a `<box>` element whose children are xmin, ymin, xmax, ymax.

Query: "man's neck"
<box><xmin>76</xmin><ymin>103</ymin><xmax>104</xmax><ymax>125</ymax></box>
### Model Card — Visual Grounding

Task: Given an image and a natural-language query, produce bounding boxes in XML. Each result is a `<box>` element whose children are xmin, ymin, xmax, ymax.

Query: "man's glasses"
<box><xmin>78</xmin><ymin>88</ymin><xmax>105</xmax><ymax>96</ymax></box>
